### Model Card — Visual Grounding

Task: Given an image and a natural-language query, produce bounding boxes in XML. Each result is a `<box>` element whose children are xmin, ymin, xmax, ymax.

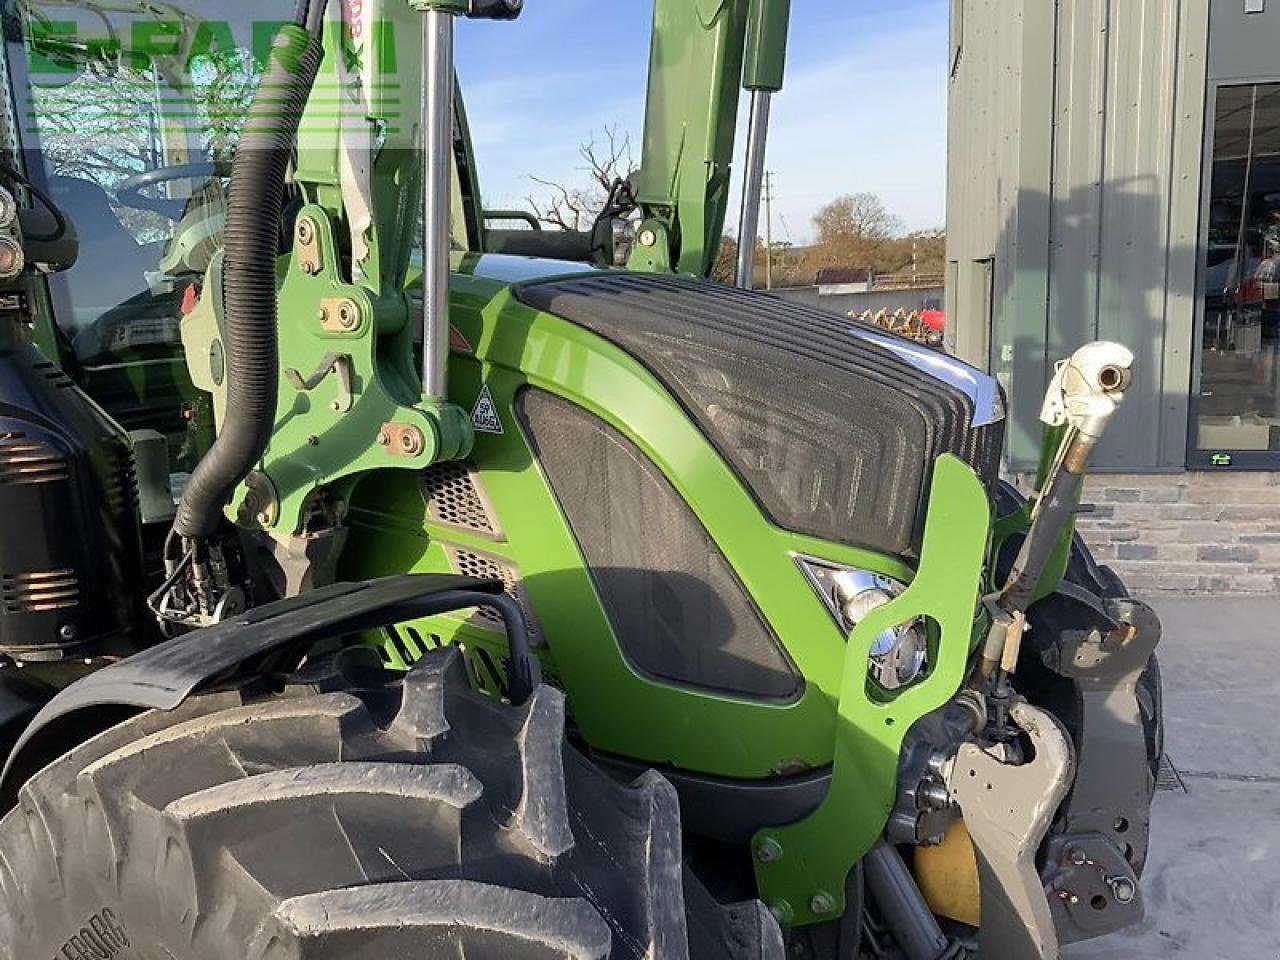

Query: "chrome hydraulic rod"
<box><xmin>735</xmin><ymin>89</ymin><xmax>772</xmax><ymax>289</ymax></box>
<box><xmin>420</xmin><ymin>7</ymin><xmax>455</xmax><ymax>401</ymax></box>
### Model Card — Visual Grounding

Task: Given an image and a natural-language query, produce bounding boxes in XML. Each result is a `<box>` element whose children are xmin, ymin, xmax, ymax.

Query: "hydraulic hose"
<box><xmin>864</xmin><ymin>841</ymin><xmax>951</xmax><ymax>960</ymax></box>
<box><xmin>173</xmin><ymin>24</ymin><xmax>323</xmax><ymax>538</ymax></box>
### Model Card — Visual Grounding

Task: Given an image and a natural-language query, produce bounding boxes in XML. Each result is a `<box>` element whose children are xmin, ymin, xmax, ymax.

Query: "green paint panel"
<box><xmin>340</xmin><ymin>269</ymin><xmax>929</xmax><ymax>779</ymax></box>
<box><xmin>743</xmin><ymin>0</ymin><xmax>791</xmax><ymax>91</ymax></box>
<box><xmin>752</xmin><ymin>456</ymin><xmax>992</xmax><ymax>926</ymax></box>
<box><xmin>334</xmin><ymin>266</ymin><xmax>1006</xmax><ymax>928</ymax></box>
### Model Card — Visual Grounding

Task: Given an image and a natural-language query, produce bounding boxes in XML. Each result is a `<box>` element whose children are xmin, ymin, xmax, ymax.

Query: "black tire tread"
<box><xmin>0</xmin><ymin>647</ymin><xmax>782</xmax><ymax>960</ymax></box>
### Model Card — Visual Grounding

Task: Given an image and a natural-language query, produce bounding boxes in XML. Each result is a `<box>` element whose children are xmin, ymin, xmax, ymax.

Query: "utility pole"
<box><xmin>764</xmin><ymin>171</ymin><xmax>774</xmax><ymax>290</ymax></box>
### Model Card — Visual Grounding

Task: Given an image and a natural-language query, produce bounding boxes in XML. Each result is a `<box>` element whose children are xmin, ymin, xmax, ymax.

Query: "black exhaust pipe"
<box><xmin>172</xmin><ymin>22</ymin><xmax>323</xmax><ymax>539</ymax></box>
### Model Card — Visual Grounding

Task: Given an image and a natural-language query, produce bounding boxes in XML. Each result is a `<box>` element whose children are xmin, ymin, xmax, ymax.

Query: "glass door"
<box><xmin>1193</xmin><ymin>82</ymin><xmax>1280</xmax><ymax>467</ymax></box>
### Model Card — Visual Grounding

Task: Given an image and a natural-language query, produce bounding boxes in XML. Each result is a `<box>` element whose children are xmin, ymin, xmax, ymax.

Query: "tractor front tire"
<box><xmin>0</xmin><ymin>647</ymin><xmax>782</xmax><ymax>959</ymax></box>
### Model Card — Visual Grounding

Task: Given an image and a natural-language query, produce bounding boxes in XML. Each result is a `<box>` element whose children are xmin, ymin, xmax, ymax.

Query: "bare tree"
<box><xmin>810</xmin><ymin>192</ymin><xmax>903</xmax><ymax>272</ymax></box>
<box><xmin>527</xmin><ymin>125</ymin><xmax>637</xmax><ymax>232</ymax></box>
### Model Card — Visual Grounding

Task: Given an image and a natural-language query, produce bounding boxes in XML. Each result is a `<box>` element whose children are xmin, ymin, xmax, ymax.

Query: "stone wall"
<box><xmin>1068</xmin><ymin>472</ymin><xmax>1280</xmax><ymax>595</ymax></box>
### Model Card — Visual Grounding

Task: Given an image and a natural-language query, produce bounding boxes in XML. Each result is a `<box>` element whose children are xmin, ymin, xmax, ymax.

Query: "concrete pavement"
<box><xmin>1065</xmin><ymin>596</ymin><xmax>1280</xmax><ymax>959</ymax></box>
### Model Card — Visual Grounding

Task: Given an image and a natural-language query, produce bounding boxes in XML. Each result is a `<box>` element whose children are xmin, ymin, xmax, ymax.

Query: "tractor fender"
<box><xmin>0</xmin><ymin>574</ymin><xmax>519</xmax><ymax>801</ymax></box>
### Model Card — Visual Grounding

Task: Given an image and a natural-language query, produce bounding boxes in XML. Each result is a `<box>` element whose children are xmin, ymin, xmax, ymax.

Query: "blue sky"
<box><xmin>456</xmin><ymin>0</ymin><xmax>949</xmax><ymax>244</ymax></box>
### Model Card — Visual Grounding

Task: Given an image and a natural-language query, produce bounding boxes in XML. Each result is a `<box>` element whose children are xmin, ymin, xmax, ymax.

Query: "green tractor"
<box><xmin>0</xmin><ymin>1</ymin><xmax>1162</xmax><ymax>957</ymax></box>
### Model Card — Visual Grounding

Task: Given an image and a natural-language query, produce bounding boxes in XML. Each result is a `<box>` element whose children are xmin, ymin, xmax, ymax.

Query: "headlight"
<box><xmin>797</xmin><ymin>556</ymin><xmax>928</xmax><ymax>690</ymax></box>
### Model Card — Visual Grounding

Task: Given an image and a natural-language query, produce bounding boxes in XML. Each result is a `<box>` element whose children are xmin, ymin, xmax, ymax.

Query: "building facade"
<box><xmin>947</xmin><ymin>0</ymin><xmax>1280</xmax><ymax>592</ymax></box>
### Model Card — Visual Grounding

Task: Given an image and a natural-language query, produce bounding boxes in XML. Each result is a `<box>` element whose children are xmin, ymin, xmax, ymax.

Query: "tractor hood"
<box><xmin>516</xmin><ymin>272</ymin><xmax>1005</xmax><ymax>560</ymax></box>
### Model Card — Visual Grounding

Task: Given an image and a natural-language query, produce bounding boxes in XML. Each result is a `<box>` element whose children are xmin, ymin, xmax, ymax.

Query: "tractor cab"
<box><xmin>8</xmin><ymin>2</ymin><xmax>282</xmax><ymax>467</ymax></box>
<box><xmin>7</xmin><ymin>0</ymin><xmax>488</xmax><ymax>485</ymax></box>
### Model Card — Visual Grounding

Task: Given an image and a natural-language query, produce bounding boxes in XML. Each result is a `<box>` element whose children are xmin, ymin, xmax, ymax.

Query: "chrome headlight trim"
<box><xmin>795</xmin><ymin>554</ymin><xmax>928</xmax><ymax>690</ymax></box>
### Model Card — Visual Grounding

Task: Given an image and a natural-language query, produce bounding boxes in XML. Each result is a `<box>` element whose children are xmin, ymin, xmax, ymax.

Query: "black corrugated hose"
<box><xmin>172</xmin><ymin>10</ymin><xmax>325</xmax><ymax>539</ymax></box>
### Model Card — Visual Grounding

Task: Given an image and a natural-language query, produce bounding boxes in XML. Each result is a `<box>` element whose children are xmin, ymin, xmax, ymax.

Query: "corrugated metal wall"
<box><xmin>947</xmin><ymin>0</ymin><xmax>1209</xmax><ymax>471</ymax></box>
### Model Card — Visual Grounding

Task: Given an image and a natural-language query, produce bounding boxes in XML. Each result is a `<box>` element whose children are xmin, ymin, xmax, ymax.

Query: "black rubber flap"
<box><xmin>2</xmin><ymin>575</ymin><xmax>505</xmax><ymax>789</ymax></box>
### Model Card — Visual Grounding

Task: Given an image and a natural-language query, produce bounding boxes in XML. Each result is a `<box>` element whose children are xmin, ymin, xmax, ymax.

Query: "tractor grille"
<box><xmin>442</xmin><ymin>545</ymin><xmax>541</xmax><ymax>646</ymax></box>
<box><xmin>1</xmin><ymin>569</ymin><xmax>80</xmax><ymax>613</ymax></box>
<box><xmin>518</xmin><ymin>274</ymin><xmax>1005</xmax><ymax>560</ymax></box>
<box><xmin>0</xmin><ymin>432</ymin><xmax>70</xmax><ymax>485</ymax></box>
<box><xmin>518</xmin><ymin>388</ymin><xmax>800</xmax><ymax>701</ymax></box>
<box><xmin>421</xmin><ymin>460</ymin><xmax>501</xmax><ymax>539</ymax></box>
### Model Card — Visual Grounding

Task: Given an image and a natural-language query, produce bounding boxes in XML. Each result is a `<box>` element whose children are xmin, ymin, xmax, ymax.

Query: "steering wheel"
<box><xmin>115</xmin><ymin>162</ymin><xmax>231</xmax><ymax>220</ymax></box>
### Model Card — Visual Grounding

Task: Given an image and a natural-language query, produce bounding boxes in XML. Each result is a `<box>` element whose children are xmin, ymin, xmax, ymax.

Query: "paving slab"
<box><xmin>1065</xmin><ymin>596</ymin><xmax>1280</xmax><ymax>959</ymax></box>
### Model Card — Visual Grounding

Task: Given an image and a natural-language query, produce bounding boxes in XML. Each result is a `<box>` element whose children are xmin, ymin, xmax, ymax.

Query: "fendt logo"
<box><xmin>52</xmin><ymin>907</ymin><xmax>130</xmax><ymax>960</ymax></box>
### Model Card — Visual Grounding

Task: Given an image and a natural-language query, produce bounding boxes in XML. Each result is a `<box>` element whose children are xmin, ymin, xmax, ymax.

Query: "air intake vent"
<box><xmin>518</xmin><ymin>389</ymin><xmax>801</xmax><ymax>701</ymax></box>
<box><xmin>419</xmin><ymin>460</ymin><xmax>499</xmax><ymax>542</ymax></box>
<box><xmin>31</xmin><ymin>360</ymin><xmax>75</xmax><ymax>389</ymax></box>
<box><xmin>100</xmin><ymin>450</ymin><xmax>140</xmax><ymax>516</ymax></box>
<box><xmin>443</xmin><ymin>545</ymin><xmax>541</xmax><ymax>645</ymax></box>
<box><xmin>0</xmin><ymin>433</ymin><xmax>70</xmax><ymax>485</ymax></box>
<box><xmin>2</xmin><ymin>569</ymin><xmax>80</xmax><ymax>613</ymax></box>
<box><xmin>421</xmin><ymin>461</ymin><xmax>501</xmax><ymax>539</ymax></box>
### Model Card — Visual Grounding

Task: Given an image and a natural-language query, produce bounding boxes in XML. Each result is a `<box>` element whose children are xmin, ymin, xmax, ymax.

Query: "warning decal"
<box><xmin>471</xmin><ymin>385</ymin><xmax>504</xmax><ymax>434</ymax></box>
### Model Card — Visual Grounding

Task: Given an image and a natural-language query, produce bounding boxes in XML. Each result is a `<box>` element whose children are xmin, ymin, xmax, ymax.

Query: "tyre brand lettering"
<box><xmin>53</xmin><ymin>908</ymin><xmax>129</xmax><ymax>960</ymax></box>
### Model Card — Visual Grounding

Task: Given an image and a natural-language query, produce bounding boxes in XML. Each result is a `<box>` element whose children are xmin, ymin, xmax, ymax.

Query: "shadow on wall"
<box><xmin>993</xmin><ymin>177</ymin><xmax>1201</xmax><ymax>472</ymax></box>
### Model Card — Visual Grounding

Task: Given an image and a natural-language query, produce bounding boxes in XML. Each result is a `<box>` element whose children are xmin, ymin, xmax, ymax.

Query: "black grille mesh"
<box><xmin>421</xmin><ymin>460</ymin><xmax>500</xmax><ymax>538</ymax></box>
<box><xmin>441</xmin><ymin>545</ymin><xmax>542</xmax><ymax>647</ymax></box>
<box><xmin>518</xmin><ymin>389</ymin><xmax>799</xmax><ymax>701</ymax></box>
<box><xmin>518</xmin><ymin>273</ymin><xmax>1002</xmax><ymax>558</ymax></box>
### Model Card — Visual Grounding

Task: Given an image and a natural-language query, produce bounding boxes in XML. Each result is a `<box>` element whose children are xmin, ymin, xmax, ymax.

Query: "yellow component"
<box><xmin>914</xmin><ymin>818</ymin><xmax>981</xmax><ymax>928</ymax></box>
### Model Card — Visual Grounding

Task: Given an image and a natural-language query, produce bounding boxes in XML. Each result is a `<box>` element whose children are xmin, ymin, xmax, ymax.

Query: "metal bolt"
<box><xmin>256</xmin><ymin>511</ymin><xmax>271</xmax><ymax>526</ymax></box>
<box><xmin>809</xmin><ymin>892</ymin><xmax>835</xmax><ymax>916</ymax></box>
<box><xmin>297</xmin><ymin>218</ymin><xmax>315</xmax><ymax>245</ymax></box>
<box><xmin>638</xmin><ymin>228</ymin><xmax>657</xmax><ymax>248</ymax></box>
<box><xmin>307</xmin><ymin>435</ymin><xmax>320</xmax><ymax>446</ymax></box>
<box><xmin>58</xmin><ymin>624</ymin><xmax>77</xmax><ymax>642</ymax></box>
<box><xmin>337</xmin><ymin>302</ymin><xmax>357</xmax><ymax>329</ymax></box>
<box><xmin>756</xmin><ymin>838</ymin><xmax>783</xmax><ymax>864</ymax></box>
<box><xmin>1068</xmin><ymin>846</ymin><xmax>1089</xmax><ymax>866</ymax></box>
<box><xmin>398</xmin><ymin>428</ymin><xmax>424</xmax><ymax>456</ymax></box>
<box><xmin>1107</xmin><ymin>876</ymin><xmax>1136</xmax><ymax>905</ymax></box>
<box><xmin>301</xmin><ymin>260</ymin><xmax>318</xmax><ymax>276</ymax></box>
<box><xmin>919</xmin><ymin>779</ymin><xmax>952</xmax><ymax>810</ymax></box>
<box><xmin>377</xmin><ymin>430</ymin><xmax>392</xmax><ymax>447</ymax></box>
<box><xmin>317</xmin><ymin>307</ymin><xmax>329</xmax><ymax>323</ymax></box>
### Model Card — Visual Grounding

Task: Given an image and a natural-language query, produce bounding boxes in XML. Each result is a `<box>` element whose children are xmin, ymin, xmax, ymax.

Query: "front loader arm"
<box><xmin>629</xmin><ymin>0</ymin><xmax>790</xmax><ymax>278</ymax></box>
